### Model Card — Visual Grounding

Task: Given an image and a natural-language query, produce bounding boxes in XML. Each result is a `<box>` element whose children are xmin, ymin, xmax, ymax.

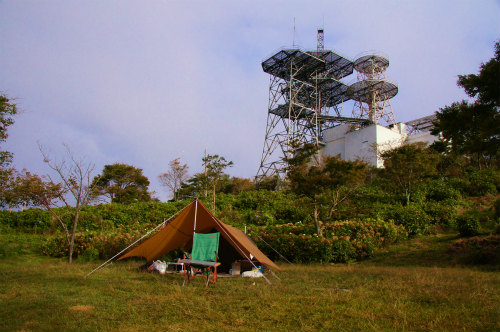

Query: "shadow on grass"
<box><xmin>368</xmin><ymin>232</ymin><xmax>500</xmax><ymax>271</ymax></box>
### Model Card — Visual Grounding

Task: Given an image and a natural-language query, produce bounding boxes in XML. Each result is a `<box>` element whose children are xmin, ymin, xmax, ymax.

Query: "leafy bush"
<box><xmin>79</xmin><ymin>246</ymin><xmax>99</xmax><ymax>262</ymax></box>
<box><xmin>41</xmin><ymin>230</ymin><xmax>142</xmax><ymax>259</ymax></box>
<box><xmin>425</xmin><ymin>179</ymin><xmax>462</xmax><ymax>202</ymax></box>
<box><xmin>445</xmin><ymin>178</ymin><xmax>471</xmax><ymax>196</ymax></box>
<box><xmin>424</xmin><ymin>201</ymin><xmax>458</xmax><ymax>227</ymax></box>
<box><xmin>230</xmin><ymin>190</ymin><xmax>311</xmax><ymax>226</ymax></box>
<box><xmin>457</xmin><ymin>214</ymin><xmax>481</xmax><ymax>237</ymax></box>
<box><xmin>380</xmin><ymin>204</ymin><xmax>433</xmax><ymax>237</ymax></box>
<box><xmin>0</xmin><ymin>209</ymin><xmax>52</xmax><ymax>232</ymax></box>
<box><xmin>466</xmin><ymin>169</ymin><xmax>500</xmax><ymax>196</ymax></box>
<box><xmin>493</xmin><ymin>198</ymin><xmax>500</xmax><ymax>220</ymax></box>
<box><xmin>249</xmin><ymin>219</ymin><xmax>407</xmax><ymax>263</ymax></box>
<box><xmin>1</xmin><ymin>201</ymin><xmax>191</xmax><ymax>234</ymax></box>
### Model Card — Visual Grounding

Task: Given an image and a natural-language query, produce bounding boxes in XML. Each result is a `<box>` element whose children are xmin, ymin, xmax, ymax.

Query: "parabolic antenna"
<box><xmin>350</xmin><ymin>53</ymin><xmax>397</xmax><ymax>125</ymax></box>
<box><xmin>348</xmin><ymin>79</ymin><xmax>398</xmax><ymax>103</ymax></box>
<box><xmin>261</xmin><ymin>49</ymin><xmax>355</xmax><ymax>83</ymax></box>
<box><xmin>354</xmin><ymin>55</ymin><xmax>389</xmax><ymax>75</ymax></box>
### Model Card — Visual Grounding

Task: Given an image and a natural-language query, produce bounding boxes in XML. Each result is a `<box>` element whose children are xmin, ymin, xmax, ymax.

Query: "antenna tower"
<box><xmin>349</xmin><ymin>55</ymin><xmax>398</xmax><ymax>126</ymax></box>
<box><xmin>256</xmin><ymin>32</ymin><xmax>369</xmax><ymax>180</ymax></box>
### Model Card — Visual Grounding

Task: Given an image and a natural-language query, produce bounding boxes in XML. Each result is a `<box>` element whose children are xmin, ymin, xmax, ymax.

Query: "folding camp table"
<box><xmin>179</xmin><ymin>259</ymin><xmax>221</xmax><ymax>286</ymax></box>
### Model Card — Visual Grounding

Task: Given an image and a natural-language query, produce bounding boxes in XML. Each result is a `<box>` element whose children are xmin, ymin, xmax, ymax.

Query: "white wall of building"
<box><xmin>321</xmin><ymin>123</ymin><xmax>438</xmax><ymax>167</ymax></box>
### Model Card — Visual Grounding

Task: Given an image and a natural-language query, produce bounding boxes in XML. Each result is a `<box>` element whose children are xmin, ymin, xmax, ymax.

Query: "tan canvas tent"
<box><xmin>117</xmin><ymin>199</ymin><xmax>280</xmax><ymax>272</ymax></box>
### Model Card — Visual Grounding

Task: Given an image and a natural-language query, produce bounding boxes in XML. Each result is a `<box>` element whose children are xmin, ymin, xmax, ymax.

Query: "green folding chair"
<box><xmin>181</xmin><ymin>232</ymin><xmax>221</xmax><ymax>286</ymax></box>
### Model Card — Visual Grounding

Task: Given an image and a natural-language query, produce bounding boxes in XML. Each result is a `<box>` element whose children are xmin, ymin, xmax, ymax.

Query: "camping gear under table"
<box><xmin>179</xmin><ymin>259</ymin><xmax>221</xmax><ymax>286</ymax></box>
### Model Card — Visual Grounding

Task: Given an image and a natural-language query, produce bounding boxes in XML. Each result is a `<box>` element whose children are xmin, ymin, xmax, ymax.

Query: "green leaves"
<box><xmin>381</xmin><ymin>143</ymin><xmax>440</xmax><ymax>205</ymax></box>
<box><xmin>432</xmin><ymin>41</ymin><xmax>500</xmax><ymax>167</ymax></box>
<box><xmin>92</xmin><ymin>163</ymin><xmax>152</xmax><ymax>204</ymax></box>
<box><xmin>0</xmin><ymin>94</ymin><xmax>17</xmax><ymax>144</ymax></box>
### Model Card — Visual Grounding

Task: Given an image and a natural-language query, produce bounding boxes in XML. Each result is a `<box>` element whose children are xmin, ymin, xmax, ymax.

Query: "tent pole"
<box><xmin>193</xmin><ymin>198</ymin><xmax>198</xmax><ymax>236</ymax></box>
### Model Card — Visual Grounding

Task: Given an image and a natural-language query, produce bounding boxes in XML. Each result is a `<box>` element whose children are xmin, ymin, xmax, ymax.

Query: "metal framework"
<box><xmin>256</xmin><ymin>48</ymin><xmax>371</xmax><ymax>180</ymax></box>
<box><xmin>317</xmin><ymin>29</ymin><xmax>324</xmax><ymax>51</ymax></box>
<box><xmin>350</xmin><ymin>55</ymin><xmax>398</xmax><ymax>126</ymax></box>
<box><xmin>405</xmin><ymin>114</ymin><xmax>437</xmax><ymax>135</ymax></box>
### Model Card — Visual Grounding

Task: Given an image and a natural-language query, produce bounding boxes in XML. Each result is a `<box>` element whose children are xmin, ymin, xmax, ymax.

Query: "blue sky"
<box><xmin>1</xmin><ymin>0</ymin><xmax>499</xmax><ymax>201</ymax></box>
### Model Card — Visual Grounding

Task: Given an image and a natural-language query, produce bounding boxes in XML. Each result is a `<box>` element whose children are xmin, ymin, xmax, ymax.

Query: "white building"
<box><xmin>321</xmin><ymin>121</ymin><xmax>438</xmax><ymax>167</ymax></box>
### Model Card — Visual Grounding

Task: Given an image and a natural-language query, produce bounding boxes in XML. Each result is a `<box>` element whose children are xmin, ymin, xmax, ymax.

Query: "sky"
<box><xmin>1</xmin><ymin>0</ymin><xmax>499</xmax><ymax>201</ymax></box>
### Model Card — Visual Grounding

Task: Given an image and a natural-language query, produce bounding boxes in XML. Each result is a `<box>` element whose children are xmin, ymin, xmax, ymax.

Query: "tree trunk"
<box><xmin>68</xmin><ymin>211</ymin><xmax>80</xmax><ymax>264</ymax></box>
<box><xmin>213</xmin><ymin>182</ymin><xmax>216</xmax><ymax>213</ymax></box>
<box><xmin>68</xmin><ymin>241</ymin><xmax>73</xmax><ymax>264</ymax></box>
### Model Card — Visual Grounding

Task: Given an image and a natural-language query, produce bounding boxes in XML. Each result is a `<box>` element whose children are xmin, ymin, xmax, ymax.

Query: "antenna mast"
<box><xmin>317</xmin><ymin>28</ymin><xmax>324</xmax><ymax>51</ymax></box>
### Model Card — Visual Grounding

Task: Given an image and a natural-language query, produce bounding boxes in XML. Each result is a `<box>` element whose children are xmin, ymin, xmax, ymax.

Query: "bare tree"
<box><xmin>19</xmin><ymin>144</ymin><xmax>95</xmax><ymax>263</ymax></box>
<box><xmin>158</xmin><ymin>158</ymin><xmax>189</xmax><ymax>201</ymax></box>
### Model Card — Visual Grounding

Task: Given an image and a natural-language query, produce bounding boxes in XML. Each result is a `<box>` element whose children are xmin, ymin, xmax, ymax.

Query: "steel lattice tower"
<box><xmin>256</xmin><ymin>48</ymin><xmax>370</xmax><ymax>180</ymax></box>
<box><xmin>349</xmin><ymin>55</ymin><xmax>398</xmax><ymax>126</ymax></box>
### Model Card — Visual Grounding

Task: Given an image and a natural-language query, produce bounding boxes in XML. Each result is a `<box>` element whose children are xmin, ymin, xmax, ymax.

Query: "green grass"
<box><xmin>0</xmin><ymin>234</ymin><xmax>499</xmax><ymax>332</ymax></box>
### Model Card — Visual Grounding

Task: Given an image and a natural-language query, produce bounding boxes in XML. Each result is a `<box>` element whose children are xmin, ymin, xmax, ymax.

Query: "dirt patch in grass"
<box><xmin>69</xmin><ymin>305</ymin><xmax>93</xmax><ymax>312</ymax></box>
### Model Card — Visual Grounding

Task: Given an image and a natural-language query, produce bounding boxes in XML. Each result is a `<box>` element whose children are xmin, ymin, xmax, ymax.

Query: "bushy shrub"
<box><xmin>0</xmin><ymin>209</ymin><xmax>52</xmax><ymax>232</ymax></box>
<box><xmin>466</xmin><ymin>169</ymin><xmax>500</xmax><ymax>196</ymax></box>
<box><xmin>381</xmin><ymin>204</ymin><xmax>433</xmax><ymax>237</ymax></box>
<box><xmin>79</xmin><ymin>246</ymin><xmax>99</xmax><ymax>262</ymax></box>
<box><xmin>493</xmin><ymin>198</ymin><xmax>500</xmax><ymax>220</ymax></box>
<box><xmin>424</xmin><ymin>201</ymin><xmax>458</xmax><ymax>227</ymax></box>
<box><xmin>425</xmin><ymin>179</ymin><xmax>462</xmax><ymax>202</ymax></box>
<box><xmin>249</xmin><ymin>219</ymin><xmax>407</xmax><ymax>263</ymax></box>
<box><xmin>230</xmin><ymin>190</ymin><xmax>311</xmax><ymax>226</ymax></box>
<box><xmin>456</xmin><ymin>214</ymin><xmax>481</xmax><ymax>237</ymax></box>
<box><xmin>445</xmin><ymin>178</ymin><xmax>471</xmax><ymax>196</ymax></box>
<box><xmin>1</xmin><ymin>201</ymin><xmax>191</xmax><ymax>234</ymax></box>
<box><xmin>41</xmin><ymin>230</ymin><xmax>142</xmax><ymax>259</ymax></box>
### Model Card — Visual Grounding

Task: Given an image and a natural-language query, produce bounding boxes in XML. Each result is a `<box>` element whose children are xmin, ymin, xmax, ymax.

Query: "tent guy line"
<box><xmin>84</xmin><ymin>205</ymin><xmax>187</xmax><ymax>278</ymax></box>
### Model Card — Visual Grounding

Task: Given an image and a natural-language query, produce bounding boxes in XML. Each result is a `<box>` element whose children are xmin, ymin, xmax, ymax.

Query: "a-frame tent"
<box><xmin>117</xmin><ymin>199</ymin><xmax>280</xmax><ymax>272</ymax></box>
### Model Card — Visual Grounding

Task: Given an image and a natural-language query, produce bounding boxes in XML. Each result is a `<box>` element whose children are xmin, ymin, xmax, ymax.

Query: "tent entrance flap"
<box><xmin>192</xmin><ymin>232</ymin><xmax>220</xmax><ymax>261</ymax></box>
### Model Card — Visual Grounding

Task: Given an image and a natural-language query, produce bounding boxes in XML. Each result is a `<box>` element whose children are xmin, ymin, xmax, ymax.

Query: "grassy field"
<box><xmin>0</xmin><ymin>233</ymin><xmax>499</xmax><ymax>332</ymax></box>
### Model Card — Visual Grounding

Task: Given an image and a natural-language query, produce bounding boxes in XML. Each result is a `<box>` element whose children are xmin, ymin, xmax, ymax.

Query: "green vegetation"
<box><xmin>92</xmin><ymin>163</ymin><xmax>153</xmax><ymax>204</ymax></box>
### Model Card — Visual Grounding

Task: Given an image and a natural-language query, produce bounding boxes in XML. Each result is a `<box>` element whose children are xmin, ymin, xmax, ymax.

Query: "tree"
<box><xmin>176</xmin><ymin>154</ymin><xmax>233</xmax><ymax>210</ymax></box>
<box><xmin>203</xmin><ymin>154</ymin><xmax>233</xmax><ymax>212</ymax></box>
<box><xmin>221</xmin><ymin>176</ymin><xmax>255</xmax><ymax>194</ymax></box>
<box><xmin>176</xmin><ymin>172</ymin><xmax>209</xmax><ymax>200</ymax></box>
<box><xmin>0</xmin><ymin>94</ymin><xmax>18</xmax><ymax>208</ymax></box>
<box><xmin>158</xmin><ymin>158</ymin><xmax>189</xmax><ymax>201</ymax></box>
<box><xmin>17</xmin><ymin>145</ymin><xmax>95</xmax><ymax>263</ymax></box>
<box><xmin>0</xmin><ymin>93</ymin><xmax>18</xmax><ymax>167</ymax></box>
<box><xmin>92</xmin><ymin>163</ymin><xmax>151</xmax><ymax>204</ymax></box>
<box><xmin>381</xmin><ymin>142</ymin><xmax>440</xmax><ymax>205</ymax></box>
<box><xmin>286</xmin><ymin>144</ymin><xmax>368</xmax><ymax>235</ymax></box>
<box><xmin>320</xmin><ymin>157</ymin><xmax>369</xmax><ymax>220</ymax></box>
<box><xmin>432</xmin><ymin>41</ymin><xmax>500</xmax><ymax>167</ymax></box>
